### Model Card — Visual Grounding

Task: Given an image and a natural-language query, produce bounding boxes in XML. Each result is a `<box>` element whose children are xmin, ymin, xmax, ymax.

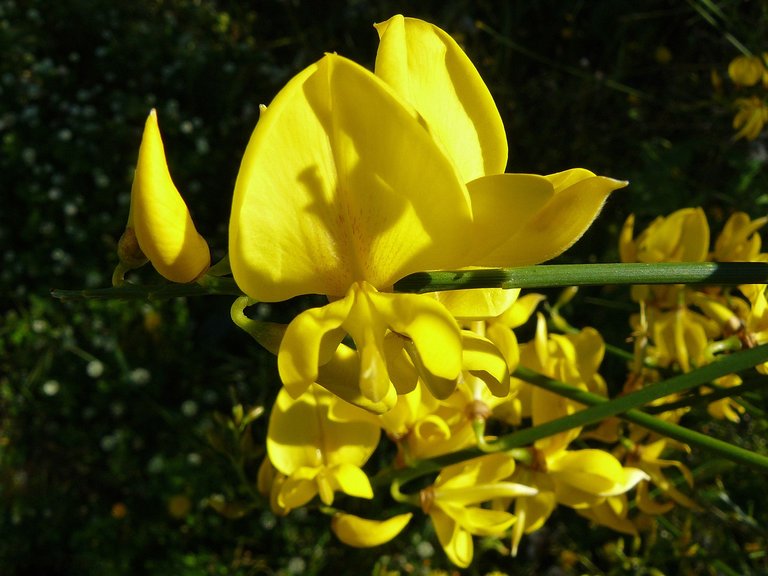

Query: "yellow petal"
<box><xmin>331</xmin><ymin>512</ymin><xmax>413</xmax><ymax>547</ymax></box>
<box><xmin>131</xmin><ymin>110</ymin><xmax>210</xmax><ymax>283</ymax></box>
<box><xmin>438</xmin><ymin>453</ymin><xmax>518</xmax><ymax>490</ymax></box>
<box><xmin>495</xmin><ymin>293</ymin><xmax>546</xmax><ymax>328</ymax></box>
<box><xmin>475</xmin><ymin>169</ymin><xmax>626</xmax><ymax>266</ymax></box>
<box><xmin>367</xmin><ymin>287</ymin><xmax>463</xmax><ymax>399</ymax></box>
<box><xmin>548</xmin><ymin>449</ymin><xmax>649</xmax><ymax>497</ymax></box>
<box><xmin>464</xmin><ymin>173</ymin><xmax>555</xmax><ymax>262</ymax></box>
<box><xmin>266</xmin><ymin>385</ymin><xmax>380</xmax><ymax>475</ymax></box>
<box><xmin>278</xmin><ymin>294</ymin><xmax>353</xmax><ymax>398</ymax></box>
<box><xmin>433</xmin><ymin>288</ymin><xmax>520</xmax><ymax>320</ymax></box>
<box><xmin>430</xmin><ymin>507</ymin><xmax>473</xmax><ymax>568</ymax></box>
<box><xmin>317</xmin><ymin>343</ymin><xmax>398</xmax><ymax>414</ymax></box>
<box><xmin>278</xmin><ymin>470</ymin><xmax>319</xmax><ymax>509</ymax></box>
<box><xmin>442</xmin><ymin>503</ymin><xmax>518</xmax><ymax>536</ymax></box>
<box><xmin>461</xmin><ymin>330</ymin><xmax>510</xmax><ymax>397</ymax></box>
<box><xmin>230</xmin><ymin>53</ymin><xmax>472</xmax><ymax>302</ymax></box>
<box><xmin>328</xmin><ymin>463</ymin><xmax>374</xmax><ymax>500</ymax></box>
<box><xmin>374</xmin><ymin>15</ymin><xmax>507</xmax><ymax>182</ymax></box>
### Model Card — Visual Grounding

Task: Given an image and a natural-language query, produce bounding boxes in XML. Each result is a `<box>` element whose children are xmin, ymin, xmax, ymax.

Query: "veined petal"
<box><xmin>474</xmin><ymin>169</ymin><xmax>627</xmax><ymax>266</ymax></box>
<box><xmin>230</xmin><ymin>53</ymin><xmax>472</xmax><ymax>301</ymax></box>
<box><xmin>374</xmin><ymin>15</ymin><xmax>507</xmax><ymax>182</ymax></box>
<box><xmin>131</xmin><ymin>110</ymin><xmax>210</xmax><ymax>283</ymax></box>
<box><xmin>331</xmin><ymin>512</ymin><xmax>413</xmax><ymax>547</ymax></box>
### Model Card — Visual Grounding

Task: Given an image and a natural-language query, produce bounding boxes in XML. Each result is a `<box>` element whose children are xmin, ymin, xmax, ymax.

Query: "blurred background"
<box><xmin>2</xmin><ymin>0</ymin><xmax>768</xmax><ymax>574</ymax></box>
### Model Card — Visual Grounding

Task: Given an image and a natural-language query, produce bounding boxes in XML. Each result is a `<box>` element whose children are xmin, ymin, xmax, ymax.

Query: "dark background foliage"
<box><xmin>2</xmin><ymin>0</ymin><xmax>768</xmax><ymax>574</ymax></box>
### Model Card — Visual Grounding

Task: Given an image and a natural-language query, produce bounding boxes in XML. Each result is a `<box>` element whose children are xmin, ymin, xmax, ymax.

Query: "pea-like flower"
<box><xmin>420</xmin><ymin>453</ymin><xmax>536</xmax><ymax>568</ymax></box>
<box><xmin>266</xmin><ymin>384</ymin><xmax>380</xmax><ymax>510</ymax></box>
<box><xmin>230</xmin><ymin>17</ymin><xmax>624</xmax><ymax>412</ymax></box>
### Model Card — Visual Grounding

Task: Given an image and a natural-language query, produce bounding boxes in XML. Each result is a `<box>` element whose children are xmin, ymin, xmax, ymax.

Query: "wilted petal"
<box><xmin>131</xmin><ymin>110</ymin><xmax>210</xmax><ymax>283</ymax></box>
<box><xmin>230</xmin><ymin>54</ymin><xmax>472</xmax><ymax>302</ymax></box>
<box><xmin>374</xmin><ymin>15</ymin><xmax>507</xmax><ymax>182</ymax></box>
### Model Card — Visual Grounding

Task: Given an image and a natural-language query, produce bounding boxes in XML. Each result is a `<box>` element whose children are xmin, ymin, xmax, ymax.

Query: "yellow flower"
<box><xmin>713</xmin><ymin>212</ymin><xmax>768</xmax><ymax>262</ymax></box>
<box><xmin>620</xmin><ymin>208</ymin><xmax>710</xmax><ymax>264</ymax></box>
<box><xmin>421</xmin><ymin>453</ymin><xmax>536</xmax><ymax>568</ymax></box>
<box><xmin>728</xmin><ymin>55</ymin><xmax>766</xmax><ymax>87</ymax></box>
<box><xmin>512</xmin><ymin>314</ymin><xmax>607</xmax><ymax>455</ymax></box>
<box><xmin>266</xmin><ymin>384</ymin><xmax>380</xmax><ymax>509</ymax></box>
<box><xmin>230</xmin><ymin>55</ymin><xmax>472</xmax><ymax>411</ymax></box>
<box><xmin>733</xmin><ymin>96</ymin><xmax>768</xmax><ymax>141</ymax></box>
<box><xmin>230</xmin><ymin>19</ymin><xmax>624</xmax><ymax>412</ymax></box>
<box><xmin>121</xmin><ymin>110</ymin><xmax>210</xmax><ymax>283</ymax></box>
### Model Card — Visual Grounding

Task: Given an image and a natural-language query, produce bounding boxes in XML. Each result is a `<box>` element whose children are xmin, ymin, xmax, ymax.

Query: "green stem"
<box><xmin>394</xmin><ymin>262</ymin><xmax>768</xmax><ymax>293</ymax></box>
<box><xmin>53</xmin><ymin>262</ymin><xmax>768</xmax><ymax>301</ymax></box>
<box><xmin>511</xmin><ymin>354</ymin><xmax>768</xmax><ymax>471</ymax></box>
<box><xmin>377</xmin><ymin>344</ymin><xmax>768</xmax><ymax>489</ymax></box>
<box><xmin>51</xmin><ymin>275</ymin><xmax>243</xmax><ymax>301</ymax></box>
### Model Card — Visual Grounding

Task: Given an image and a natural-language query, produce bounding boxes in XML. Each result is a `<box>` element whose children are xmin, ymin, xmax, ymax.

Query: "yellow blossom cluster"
<box><xmin>102</xmin><ymin>13</ymin><xmax>768</xmax><ymax>570</ymax></box>
<box><xmin>621</xmin><ymin>208</ymin><xmax>768</xmax><ymax>422</ymax></box>
<box><xmin>725</xmin><ymin>54</ymin><xmax>768</xmax><ymax>140</ymax></box>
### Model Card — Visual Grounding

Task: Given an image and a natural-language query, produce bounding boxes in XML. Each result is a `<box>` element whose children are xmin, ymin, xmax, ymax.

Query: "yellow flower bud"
<box><xmin>130</xmin><ymin>109</ymin><xmax>210</xmax><ymax>283</ymax></box>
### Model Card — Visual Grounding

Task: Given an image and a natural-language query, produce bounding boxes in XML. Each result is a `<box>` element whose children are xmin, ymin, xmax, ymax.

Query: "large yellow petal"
<box><xmin>230</xmin><ymin>54</ymin><xmax>471</xmax><ymax>302</ymax></box>
<box><xmin>131</xmin><ymin>110</ymin><xmax>210</xmax><ymax>283</ymax></box>
<box><xmin>474</xmin><ymin>169</ymin><xmax>627</xmax><ymax>266</ymax></box>
<box><xmin>464</xmin><ymin>173</ymin><xmax>555</xmax><ymax>262</ymax></box>
<box><xmin>374</xmin><ymin>15</ymin><xmax>507</xmax><ymax>182</ymax></box>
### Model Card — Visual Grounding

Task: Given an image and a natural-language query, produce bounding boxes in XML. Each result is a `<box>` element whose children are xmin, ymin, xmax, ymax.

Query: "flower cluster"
<box><xmin>102</xmin><ymin>14</ymin><xmax>768</xmax><ymax>570</ymax></box>
<box><xmin>621</xmin><ymin>208</ymin><xmax>768</xmax><ymax>421</ymax></box>
<box><xmin>725</xmin><ymin>54</ymin><xmax>768</xmax><ymax>140</ymax></box>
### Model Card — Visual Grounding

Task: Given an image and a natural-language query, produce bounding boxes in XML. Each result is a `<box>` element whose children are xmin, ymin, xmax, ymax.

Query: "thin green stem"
<box><xmin>394</xmin><ymin>262</ymin><xmax>768</xmax><ymax>293</ymax></box>
<box><xmin>512</xmin><ymin>355</ymin><xmax>768</xmax><ymax>471</ymax></box>
<box><xmin>51</xmin><ymin>275</ymin><xmax>243</xmax><ymax>301</ymax></box>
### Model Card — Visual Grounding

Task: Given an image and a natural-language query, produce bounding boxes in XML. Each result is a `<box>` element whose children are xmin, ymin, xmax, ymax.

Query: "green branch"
<box><xmin>377</xmin><ymin>344</ymin><xmax>768</xmax><ymax>489</ymax></box>
<box><xmin>394</xmin><ymin>262</ymin><xmax>768</xmax><ymax>293</ymax></box>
